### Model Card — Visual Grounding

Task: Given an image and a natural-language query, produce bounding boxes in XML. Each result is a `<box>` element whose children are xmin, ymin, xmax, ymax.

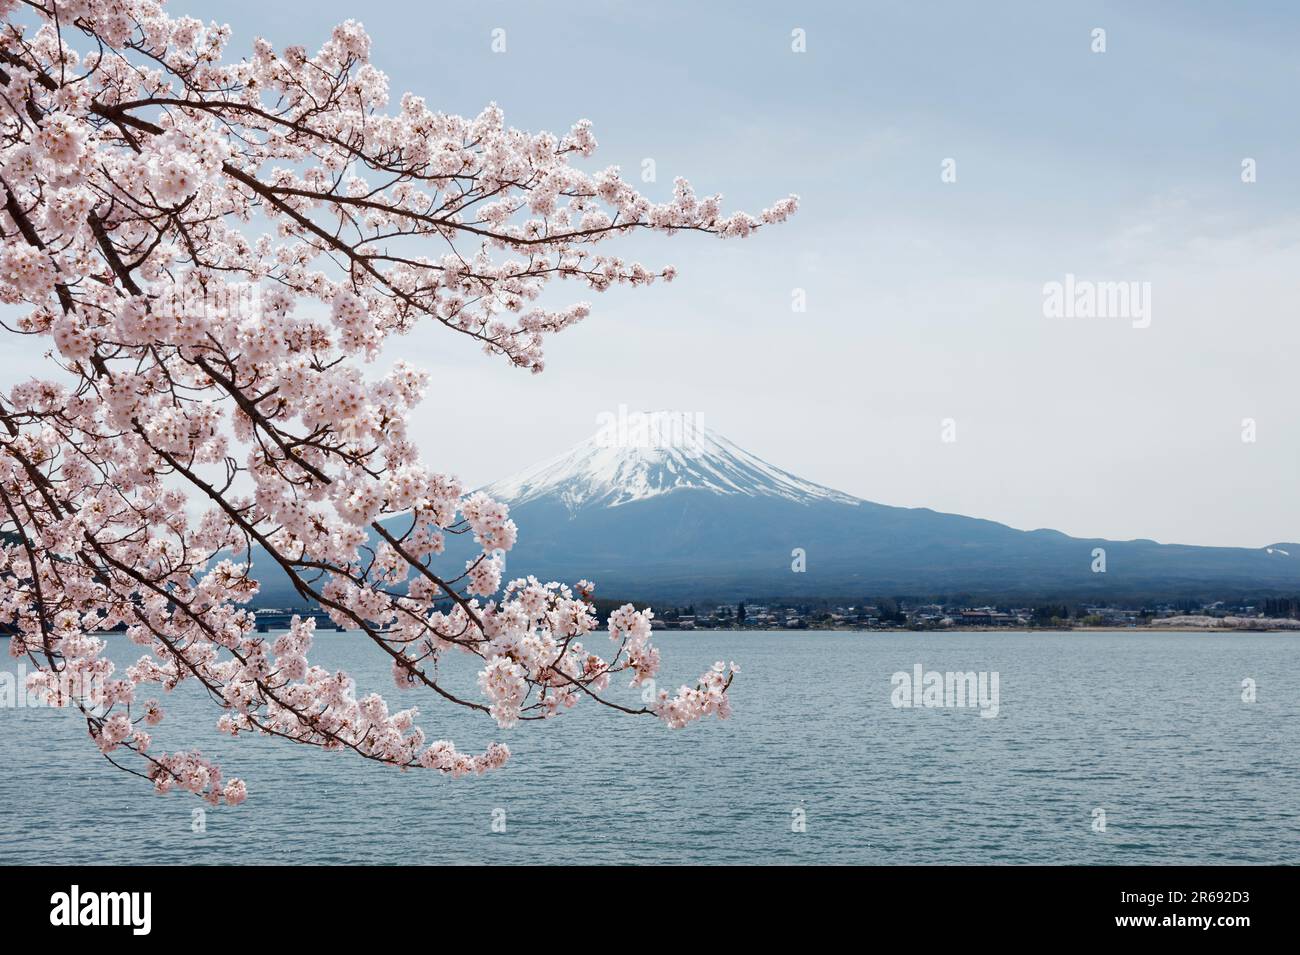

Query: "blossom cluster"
<box><xmin>0</xmin><ymin>0</ymin><xmax>788</xmax><ymax>800</ymax></box>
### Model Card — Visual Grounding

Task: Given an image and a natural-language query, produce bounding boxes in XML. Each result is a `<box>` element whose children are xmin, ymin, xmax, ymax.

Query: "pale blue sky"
<box><xmin>11</xmin><ymin>1</ymin><xmax>1300</xmax><ymax>546</ymax></box>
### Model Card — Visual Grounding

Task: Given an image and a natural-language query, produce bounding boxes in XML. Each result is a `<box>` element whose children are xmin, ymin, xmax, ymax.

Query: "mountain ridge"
<box><xmin>245</xmin><ymin>413</ymin><xmax>1300</xmax><ymax>606</ymax></box>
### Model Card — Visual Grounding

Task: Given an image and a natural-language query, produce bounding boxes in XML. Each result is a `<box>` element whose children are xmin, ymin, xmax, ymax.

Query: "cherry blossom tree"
<box><xmin>0</xmin><ymin>0</ymin><xmax>794</xmax><ymax>803</ymax></box>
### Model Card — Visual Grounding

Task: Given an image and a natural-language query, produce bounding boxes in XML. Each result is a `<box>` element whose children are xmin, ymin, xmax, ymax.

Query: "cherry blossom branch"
<box><xmin>0</xmin><ymin>0</ymin><xmax>781</xmax><ymax>802</ymax></box>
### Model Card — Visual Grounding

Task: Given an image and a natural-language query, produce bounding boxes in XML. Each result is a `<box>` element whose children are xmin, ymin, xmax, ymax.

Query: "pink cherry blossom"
<box><xmin>0</xmin><ymin>0</ymin><xmax>779</xmax><ymax>803</ymax></box>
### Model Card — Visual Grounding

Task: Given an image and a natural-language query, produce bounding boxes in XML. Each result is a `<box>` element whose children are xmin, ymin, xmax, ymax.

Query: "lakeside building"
<box><xmin>638</xmin><ymin>597</ymin><xmax>1289</xmax><ymax>632</ymax></box>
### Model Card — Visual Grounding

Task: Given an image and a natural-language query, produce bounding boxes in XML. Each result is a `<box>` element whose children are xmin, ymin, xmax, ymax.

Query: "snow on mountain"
<box><xmin>481</xmin><ymin>411</ymin><xmax>861</xmax><ymax>513</ymax></box>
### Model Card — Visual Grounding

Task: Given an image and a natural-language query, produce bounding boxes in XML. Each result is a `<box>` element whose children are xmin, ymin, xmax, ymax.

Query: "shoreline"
<box><xmin>34</xmin><ymin>624</ymin><xmax>1300</xmax><ymax>637</ymax></box>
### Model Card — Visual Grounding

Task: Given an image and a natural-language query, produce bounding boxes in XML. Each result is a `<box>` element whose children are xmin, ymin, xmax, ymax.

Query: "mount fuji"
<box><xmin>250</xmin><ymin>412</ymin><xmax>1300</xmax><ymax>606</ymax></box>
<box><xmin>446</xmin><ymin>412</ymin><xmax>1300</xmax><ymax>603</ymax></box>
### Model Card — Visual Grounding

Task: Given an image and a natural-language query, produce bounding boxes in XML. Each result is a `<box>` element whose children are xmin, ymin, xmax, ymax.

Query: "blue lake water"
<box><xmin>1</xmin><ymin>630</ymin><xmax>1297</xmax><ymax>865</ymax></box>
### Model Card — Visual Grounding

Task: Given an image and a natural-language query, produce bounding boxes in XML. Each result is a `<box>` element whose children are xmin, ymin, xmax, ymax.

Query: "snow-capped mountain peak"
<box><xmin>481</xmin><ymin>411</ymin><xmax>861</xmax><ymax>512</ymax></box>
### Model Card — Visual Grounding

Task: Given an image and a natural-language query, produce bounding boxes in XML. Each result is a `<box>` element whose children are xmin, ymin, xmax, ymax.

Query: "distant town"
<box><xmin>640</xmin><ymin>597</ymin><xmax>1300</xmax><ymax>632</ymax></box>
<box><xmin>248</xmin><ymin>597</ymin><xmax>1300</xmax><ymax>634</ymax></box>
